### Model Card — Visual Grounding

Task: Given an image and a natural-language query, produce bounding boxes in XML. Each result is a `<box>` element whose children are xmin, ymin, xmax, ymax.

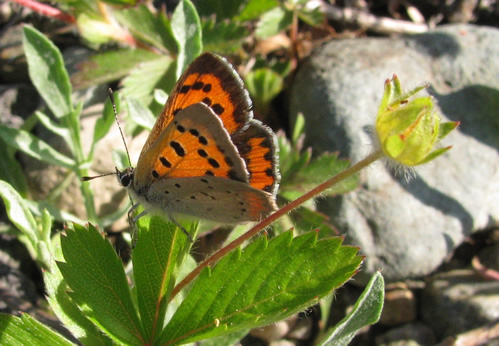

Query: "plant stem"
<box><xmin>171</xmin><ymin>149</ymin><xmax>385</xmax><ymax>300</ymax></box>
<box><xmin>11</xmin><ymin>0</ymin><xmax>76</xmax><ymax>23</ymax></box>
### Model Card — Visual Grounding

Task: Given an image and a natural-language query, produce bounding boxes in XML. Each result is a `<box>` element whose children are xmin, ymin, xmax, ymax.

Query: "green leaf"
<box><xmin>0</xmin><ymin>140</ymin><xmax>28</xmax><ymax>197</ymax></box>
<box><xmin>35</xmin><ymin>111</ymin><xmax>70</xmax><ymax>139</ymax></box>
<box><xmin>319</xmin><ymin>271</ymin><xmax>384</xmax><ymax>345</ymax></box>
<box><xmin>71</xmin><ymin>49</ymin><xmax>159</xmax><ymax>90</ymax></box>
<box><xmin>235</xmin><ymin>0</ymin><xmax>279</xmax><ymax>21</ymax></box>
<box><xmin>126</xmin><ymin>97</ymin><xmax>156</xmax><ymax>131</ymax></box>
<box><xmin>44</xmin><ymin>235</ymin><xmax>113</xmax><ymax>345</ymax></box>
<box><xmin>437</xmin><ymin>120</ymin><xmax>460</xmax><ymax>140</ymax></box>
<box><xmin>296</xmin><ymin>3</ymin><xmax>324</xmax><ymax>27</ymax></box>
<box><xmin>66</xmin><ymin>102</ymin><xmax>84</xmax><ymax>161</ymax></box>
<box><xmin>121</xmin><ymin>56</ymin><xmax>174</xmax><ymax>107</ymax></box>
<box><xmin>255</xmin><ymin>7</ymin><xmax>293</xmax><ymax>39</ymax></box>
<box><xmin>57</xmin><ymin>223</ymin><xmax>144</xmax><ymax>345</ymax></box>
<box><xmin>202</xmin><ymin>19</ymin><xmax>248</xmax><ymax>53</ymax></box>
<box><xmin>132</xmin><ymin>216</ymin><xmax>195</xmax><ymax>341</ymax></box>
<box><xmin>26</xmin><ymin>199</ymin><xmax>85</xmax><ymax>225</ymax></box>
<box><xmin>200</xmin><ymin>328</ymin><xmax>250</xmax><ymax>346</ymax></box>
<box><xmin>115</xmin><ymin>5</ymin><xmax>176</xmax><ymax>52</ymax></box>
<box><xmin>22</xmin><ymin>26</ymin><xmax>72</xmax><ymax>119</ymax></box>
<box><xmin>417</xmin><ymin>146</ymin><xmax>452</xmax><ymax>165</ymax></box>
<box><xmin>171</xmin><ymin>0</ymin><xmax>203</xmax><ymax>79</ymax></box>
<box><xmin>295</xmin><ymin>154</ymin><xmax>358</xmax><ymax>194</ymax></box>
<box><xmin>286</xmin><ymin>206</ymin><xmax>337</xmax><ymax>238</ymax></box>
<box><xmin>112</xmin><ymin>149</ymin><xmax>131</xmax><ymax>171</ymax></box>
<box><xmin>195</xmin><ymin>0</ymin><xmax>246</xmax><ymax>20</ymax></box>
<box><xmin>101</xmin><ymin>0</ymin><xmax>136</xmax><ymax>5</ymax></box>
<box><xmin>92</xmin><ymin>93</ymin><xmax>118</xmax><ymax>147</ymax></box>
<box><xmin>76</xmin><ymin>14</ymin><xmax>118</xmax><ymax>44</ymax></box>
<box><xmin>159</xmin><ymin>231</ymin><xmax>363</xmax><ymax>344</ymax></box>
<box><xmin>165</xmin><ymin>253</ymin><xmax>198</xmax><ymax>322</ymax></box>
<box><xmin>245</xmin><ymin>68</ymin><xmax>283</xmax><ymax>116</ymax></box>
<box><xmin>153</xmin><ymin>88</ymin><xmax>169</xmax><ymax>107</ymax></box>
<box><xmin>0</xmin><ymin>313</ymin><xmax>73</xmax><ymax>346</ymax></box>
<box><xmin>0</xmin><ymin>125</ymin><xmax>75</xmax><ymax>169</ymax></box>
<box><xmin>0</xmin><ymin>180</ymin><xmax>38</xmax><ymax>251</ymax></box>
<box><xmin>277</xmin><ymin>132</ymin><xmax>310</xmax><ymax>177</ymax></box>
<box><xmin>292</xmin><ymin>113</ymin><xmax>305</xmax><ymax>144</ymax></box>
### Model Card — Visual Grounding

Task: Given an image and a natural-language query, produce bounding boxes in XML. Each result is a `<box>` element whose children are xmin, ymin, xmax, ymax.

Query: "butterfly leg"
<box><xmin>168</xmin><ymin>215</ymin><xmax>194</xmax><ymax>243</ymax></box>
<box><xmin>127</xmin><ymin>203</ymin><xmax>145</xmax><ymax>249</ymax></box>
<box><xmin>128</xmin><ymin>204</ymin><xmax>193</xmax><ymax>242</ymax></box>
<box><xmin>128</xmin><ymin>203</ymin><xmax>145</xmax><ymax>224</ymax></box>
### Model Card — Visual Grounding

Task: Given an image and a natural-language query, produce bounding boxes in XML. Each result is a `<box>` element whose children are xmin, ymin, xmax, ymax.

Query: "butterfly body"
<box><xmin>118</xmin><ymin>53</ymin><xmax>279</xmax><ymax>227</ymax></box>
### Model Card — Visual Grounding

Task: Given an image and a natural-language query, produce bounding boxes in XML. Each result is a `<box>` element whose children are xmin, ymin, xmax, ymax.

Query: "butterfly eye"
<box><xmin>117</xmin><ymin>168</ymin><xmax>134</xmax><ymax>188</ymax></box>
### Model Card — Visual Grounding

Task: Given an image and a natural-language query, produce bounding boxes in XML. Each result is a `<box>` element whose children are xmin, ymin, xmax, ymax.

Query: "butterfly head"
<box><xmin>116</xmin><ymin>167</ymin><xmax>135</xmax><ymax>188</ymax></box>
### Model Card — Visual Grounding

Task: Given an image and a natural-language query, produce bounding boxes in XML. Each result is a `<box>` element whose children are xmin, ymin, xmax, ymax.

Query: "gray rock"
<box><xmin>421</xmin><ymin>269</ymin><xmax>499</xmax><ymax>339</ymax></box>
<box><xmin>379</xmin><ymin>286</ymin><xmax>417</xmax><ymax>326</ymax></box>
<box><xmin>289</xmin><ymin>24</ymin><xmax>499</xmax><ymax>282</ymax></box>
<box><xmin>375</xmin><ymin>322</ymin><xmax>436</xmax><ymax>346</ymax></box>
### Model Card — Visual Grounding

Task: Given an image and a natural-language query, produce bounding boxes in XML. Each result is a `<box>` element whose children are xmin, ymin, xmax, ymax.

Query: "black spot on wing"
<box><xmin>160</xmin><ymin>156</ymin><xmax>172</xmax><ymax>168</ymax></box>
<box><xmin>179</xmin><ymin>85</ymin><xmax>191</xmax><ymax>94</ymax></box>
<box><xmin>192</xmin><ymin>81</ymin><xmax>204</xmax><ymax>90</ymax></box>
<box><xmin>170</xmin><ymin>141</ymin><xmax>186</xmax><ymax>157</ymax></box>
<box><xmin>211</xmin><ymin>104</ymin><xmax>225</xmax><ymax>115</ymax></box>
<box><xmin>199</xmin><ymin>136</ymin><xmax>208</xmax><ymax>145</ymax></box>
<box><xmin>208</xmin><ymin>158</ymin><xmax>220</xmax><ymax>168</ymax></box>
<box><xmin>197</xmin><ymin>149</ymin><xmax>208</xmax><ymax>158</ymax></box>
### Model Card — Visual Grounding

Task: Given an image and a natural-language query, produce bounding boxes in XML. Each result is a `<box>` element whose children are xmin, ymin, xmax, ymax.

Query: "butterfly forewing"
<box><xmin>140</xmin><ymin>53</ymin><xmax>252</xmax><ymax>156</ymax></box>
<box><xmin>134</xmin><ymin>104</ymin><xmax>249</xmax><ymax>189</ymax></box>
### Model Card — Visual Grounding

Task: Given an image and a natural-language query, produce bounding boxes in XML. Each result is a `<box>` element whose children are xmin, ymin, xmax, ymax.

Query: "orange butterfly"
<box><xmin>116</xmin><ymin>53</ymin><xmax>280</xmax><ymax>238</ymax></box>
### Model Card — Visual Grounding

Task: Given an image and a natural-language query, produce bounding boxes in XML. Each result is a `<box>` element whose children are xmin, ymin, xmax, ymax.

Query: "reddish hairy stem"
<box><xmin>11</xmin><ymin>0</ymin><xmax>76</xmax><ymax>23</ymax></box>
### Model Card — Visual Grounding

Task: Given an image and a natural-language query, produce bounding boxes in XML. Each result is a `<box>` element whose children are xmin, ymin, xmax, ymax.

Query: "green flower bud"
<box><xmin>375</xmin><ymin>75</ymin><xmax>459</xmax><ymax>166</ymax></box>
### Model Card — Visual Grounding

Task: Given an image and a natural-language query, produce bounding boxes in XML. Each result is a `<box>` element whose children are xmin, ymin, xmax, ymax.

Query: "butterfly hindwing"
<box><xmin>232</xmin><ymin>122</ymin><xmax>280</xmax><ymax>195</ymax></box>
<box><xmin>145</xmin><ymin>176</ymin><xmax>275</xmax><ymax>223</ymax></box>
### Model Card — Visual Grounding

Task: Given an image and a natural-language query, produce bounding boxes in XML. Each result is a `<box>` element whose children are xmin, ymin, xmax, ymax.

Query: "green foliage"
<box><xmin>171</xmin><ymin>0</ymin><xmax>203</xmax><ymax>78</ymax></box>
<box><xmin>37</xmin><ymin>220</ymin><xmax>363</xmax><ymax>345</ymax></box>
<box><xmin>160</xmin><ymin>231</ymin><xmax>361</xmax><ymax>344</ymax></box>
<box><xmin>23</xmin><ymin>26</ymin><xmax>73</xmax><ymax>119</ymax></box>
<box><xmin>58</xmin><ymin>223</ymin><xmax>144</xmax><ymax>344</ymax></box>
<box><xmin>0</xmin><ymin>313</ymin><xmax>73</xmax><ymax>346</ymax></box>
<box><xmin>245</xmin><ymin>67</ymin><xmax>283</xmax><ymax>116</ymax></box>
<box><xmin>255</xmin><ymin>0</ymin><xmax>324</xmax><ymax>38</ymax></box>
<box><xmin>0</xmin><ymin>139</ymin><xmax>28</xmax><ymax>197</ymax></box>
<box><xmin>30</xmin><ymin>0</ymin><xmax>324</xmax><ymax>118</ymax></box>
<box><xmin>319</xmin><ymin>271</ymin><xmax>385</xmax><ymax>345</ymax></box>
<box><xmin>115</xmin><ymin>5</ymin><xmax>176</xmax><ymax>52</ymax></box>
<box><xmin>0</xmin><ymin>181</ymin><xmax>51</xmax><ymax>269</ymax></box>
<box><xmin>71</xmin><ymin>49</ymin><xmax>160</xmax><ymax>90</ymax></box>
<box><xmin>275</xmin><ymin>113</ymin><xmax>359</xmax><ymax>236</ymax></box>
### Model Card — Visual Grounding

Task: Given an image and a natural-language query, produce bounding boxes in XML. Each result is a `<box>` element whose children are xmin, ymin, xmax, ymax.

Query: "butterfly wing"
<box><xmin>134</xmin><ymin>103</ymin><xmax>249</xmax><ymax>192</ymax></box>
<box><xmin>132</xmin><ymin>52</ymin><xmax>280</xmax><ymax>223</ymax></box>
<box><xmin>232</xmin><ymin>122</ymin><xmax>280</xmax><ymax>196</ymax></box>
<box><xmin>144</xmin><ymin>176</ymin><xmax>275</xmax><ymax>223</ymax></box>
<box><xmin>140</xmin><ymin>52</ymin><xmax>252</xmax><ymax>157</ymax></box>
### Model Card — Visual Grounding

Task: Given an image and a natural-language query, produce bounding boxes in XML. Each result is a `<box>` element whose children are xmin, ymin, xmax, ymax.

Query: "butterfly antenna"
<box><xmin>108</xmin><ymin>88</ymin><xmax>132</xmax><ymax>167</ymax></box>
<box><xmin>81</xmin><ymin>172</ymin><xmax>116</xmax><ymax>181</ymax></box>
